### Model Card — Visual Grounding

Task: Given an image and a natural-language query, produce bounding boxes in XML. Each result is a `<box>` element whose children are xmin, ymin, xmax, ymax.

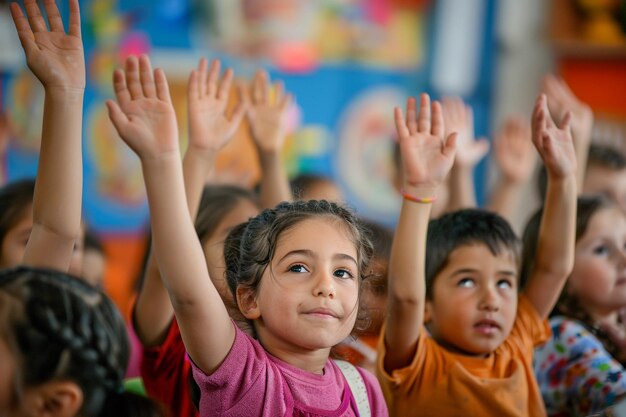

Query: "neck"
<box><xmin>254</xmin><ymin>323</ymin><xmax>331</xmax><ymax>374</ymax></box>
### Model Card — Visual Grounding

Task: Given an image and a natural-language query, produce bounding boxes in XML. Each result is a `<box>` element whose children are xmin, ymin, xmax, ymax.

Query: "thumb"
<box><xmin>443</xmin><ymin>132</ymin><xmax>458</xmax><ymax>159</ymax></box>
<box><xmin>106</xmin><ymin>100</ymin><xmax>128</xmax><ymax>137</ymax></box>
<box><xmin>471</xmin><ymin>137</ymin><xmax>490</xmax><ymax>160</ymax></box>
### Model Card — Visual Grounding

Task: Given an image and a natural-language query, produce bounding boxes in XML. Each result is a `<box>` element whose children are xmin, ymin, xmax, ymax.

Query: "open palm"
<box><xmin>188</xmin><ymin>58</ymin><xmax>245</xmax><ymax>152</ymax></box>
<box><xmin>395</xmin><ymin>94</ymin><xmax>457</xmax><ymax>189</ymax></box>
<box><xmin>107</xmin><ymin>56</ymin><xmax>178</xmax><ymax>160</ymax></box>
<box><xmin>11</xmin><ymin>0</ymin><xmax>85</xmax><ymax>90</ymax></box>
<box><xmin>241</xmin><ymin>70</ymin><xmax>292</xmax><ymax>153</ymax></box>
<box><xmin>532</xmin><ymin>94</ymin><xmax>577</xmax><ymax>178</ymax></box>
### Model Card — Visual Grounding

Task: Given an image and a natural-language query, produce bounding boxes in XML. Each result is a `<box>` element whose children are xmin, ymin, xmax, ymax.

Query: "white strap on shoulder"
<box><xmin>334</xmin><ymin>359</ymin><xmax>371</xmax><ymax>417</ymax></box>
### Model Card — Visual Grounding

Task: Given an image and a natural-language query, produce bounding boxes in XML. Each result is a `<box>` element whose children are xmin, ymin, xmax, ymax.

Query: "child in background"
<box><xmin>378</xmin><ymin>93</ymin><xmax>577</xmax><ymax>416</ymax></box>
<box><xmin>336</xmin><ymin>219</ymin><xmax>393</xmax><ymax>373</ymax></box>
<box><xmin>522</xmin><ymin>197</ymin><xmax>626</xmax><ymax>416</ymax></box>
<box><xmin>108</xmin><ymin>55</ymin><xmax>388</xmax><ymax>416</ymax></box>
<box><xmin>582</xmin><ymin>144</ymin><xmax>626</xmax><ymax>212</ymax></box>
<box><xmin>0</xmin><ymin>266</ymin><xmax>165</xmax><ymax>417</ymax></box>
<box><xmin>133</xmin><ymin>59</ymin><xmax>292</xmax><ymax>417</ymax></box>
<box><xmin>291</xmin><ymin>173</ymin><xmax>344</xmax><ymax>202</ymax></box>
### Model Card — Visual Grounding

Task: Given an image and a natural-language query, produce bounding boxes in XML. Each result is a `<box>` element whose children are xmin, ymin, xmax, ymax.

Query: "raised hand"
<box><xmin>106</xmin><ymin>55</ymin><xmax>178</xmax><ymax>161</ymax></box>
<box><xmin>442</xmin><ymin>97</ymin><xmax>489</xmax><ymax>169</ymax></box>
<box><xmin>395</xmin><ymin>94</ymin><xmax>457</xmax><ymax>196</ymax></box>
<box><xmin>542</xmin><ymin>74</ymin><xmax>593</xmax><ymax>150</ymax></box>
<box><xmin>10</xmin><ymin>0</ymin><xmax>84</xmax><ymax>90</ymax></box>
<box><xmin>494</xmin><ymin>115</ymin><xmax>536</xmax><ymax>184</ymax></box>
<box><xmin>239</xmin><ymin>69</ymin><xmax>292</xmax><ymax>154</ymax></box>
<box><xmin>188</xmin><ymin>58</ymin><xmax>246</xmax><ymax>153</ymax></box>
<box><xmin>532</xmin><ymin>94</ymin><xmax>577</xmax><ymax>179</ymax></box>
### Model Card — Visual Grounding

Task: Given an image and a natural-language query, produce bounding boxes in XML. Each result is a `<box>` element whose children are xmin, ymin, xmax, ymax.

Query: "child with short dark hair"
<box><xmin>378</xmin><ymin>93</ymin><xmax>577</xmax><ymax>416</ymax></box>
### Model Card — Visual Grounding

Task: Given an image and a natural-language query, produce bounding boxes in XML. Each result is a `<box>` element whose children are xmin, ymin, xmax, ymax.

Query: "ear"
<box><xmin>26</xmin><ymin>381</ymin><xmax>83</xmax><ymax>417</ymax></box>
<box><xmin>236</xmin><ymin>286</ymin><xmax>260</xmax><ymax>320</ymax></box>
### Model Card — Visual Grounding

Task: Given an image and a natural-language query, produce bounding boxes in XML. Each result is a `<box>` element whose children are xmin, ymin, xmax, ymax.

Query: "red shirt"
<box><xmin>140</xmin><ymin>319</ymin><xmax>198</xmax><ymax>417</ymax></box>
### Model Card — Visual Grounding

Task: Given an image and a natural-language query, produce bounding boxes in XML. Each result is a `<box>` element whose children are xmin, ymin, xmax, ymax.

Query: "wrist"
<box><xmin>401</xmin><ymin>184</ymin><xmax>439</xmax><ymax>202</ymax></box>
<box><xmin>140</xmin><ymin>150</ymin><xmax>182</xmax><ymax>171</ymax></box>
<box><xmin>45</xmin><ymin>86</ymin><xmax>85</xmax><ymax>100</ymax></box>
<box><xmin>258</xmin><ymin>148</ymin><xmax>282</xmax><ymax>165</ymax></box>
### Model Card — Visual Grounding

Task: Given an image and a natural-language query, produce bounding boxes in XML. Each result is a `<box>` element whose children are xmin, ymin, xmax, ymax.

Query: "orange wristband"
<box><xmin>401</xmin><ymin>189</ymin><xmax>437</xmax><ymax>204</ymax></box>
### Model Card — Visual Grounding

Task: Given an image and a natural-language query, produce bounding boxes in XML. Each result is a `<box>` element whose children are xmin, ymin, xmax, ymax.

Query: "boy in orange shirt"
<box><xmin>378</xmin><ymin>93</ymin><xmax>577</xmax><ymax>416</ymax></box>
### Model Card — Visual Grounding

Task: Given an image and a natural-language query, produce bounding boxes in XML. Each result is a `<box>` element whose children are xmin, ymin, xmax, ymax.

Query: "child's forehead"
<box><xmin>445</xmin><ymin>243</ymin><xmax>518</xmax><ymax>270</ymax></box>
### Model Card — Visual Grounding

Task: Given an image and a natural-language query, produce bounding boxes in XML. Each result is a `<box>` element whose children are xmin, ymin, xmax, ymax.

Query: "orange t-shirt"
<box><xmin>377</xmin><ymin>295</ymin><xmax>551</xmax><ymax>417</ymax></box>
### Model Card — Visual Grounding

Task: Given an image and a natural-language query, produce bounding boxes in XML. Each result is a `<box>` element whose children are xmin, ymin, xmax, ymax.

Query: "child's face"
<box><xmin>202</xmin><ymin>199</ymin><xmax>259</xmax><ymax>302</ymax></box>
<box><xmin>249</xmin><ymin>217</ymin><xmax>359</xmax><ymax>354</ymax></box>
<box><xmin>425</xmin><ymin>244</ymin><xmax>518</xmax><ymax>356</ymax></box>
<box><xmin>584</xmin><ymin>164</ymin><xmax>626</xmax><ymax>213</ymax></box>
<box><xmin>568</xmin><ymin>207</ymin><xmax>626</xmax><ymax>315</ymax></box>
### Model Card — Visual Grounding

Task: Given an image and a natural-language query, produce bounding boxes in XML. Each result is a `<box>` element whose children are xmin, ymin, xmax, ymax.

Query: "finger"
<box><xmin>417</xmin><ymin>93</ymin><xmax>431</xmax><ymax>133</ymax></box>
<box><xmin>274</xmin><ymin>80</ymin><xmax>285</xmax><ymax>104</ymax></box>
<box><xmin>442</xmin><ymin>132</ymin><xmax>458</xmax><ymax>159</ymax></box>
<box><xmin>279</xmin><ymin>93</ymin><xmax>292</xmax><ymax>112</ymax></box>
<box><xmin>139</xmin><ymin>55</ymin><xmax>156</xmax><ymax>98</ymax></box>
<box><xmin>543</xmin><ymin>95</ymin><xmax>556</xmax><ymax>129</ymax></box>
<box><xmin>531</xmin><ymin>95</ymin><xmax>546</xmax><ymax>149</ymax></box>
<box><xmin>23</xmin><ymin>0</ymin><xmax>47</xmax><ymax>33</ymax></box>
<box><xmin>154</xmin><ymin>68</ymin><xmax>172</xmax><ymax>103</ymax></box>
<box><xmin>43</xmin><ymin>0</ymin><xmax>64</xmax><ymax>32</ymax></box>
<box><xmin>112</xmin><ymin>68</ymin><xmax>131</xmax><ymax>106</ymax></box>
<box><xmin>394</xmin><ymin>107</ymin><xmax>409</xmax><ymax>139</ymax></box>
<box><xmin>188</xmin><ymin>69</ymin><xmax>199</xmax><ymax>102</ymax></box>
<box><xmin>217</xmin><ymin>67</ymin><xmax>234</xmax><ymax>100</ymax></box>
<box><xmin>125</xmin><ymin>56</ymin><xmax>143</xmax><ymax>99</ymax></box>
<box><xmin>106</xmin><ymin>100</ymin><xmax>129</xmax><ymax>135</ymax></box>
<box><xmin>471</xmin><ymin>138</ymin><xmax>490</xmax><ymax>161</ymax></box>
<box><xmin>431</xmin><ymin>100</ymin><xmax>445</xmax><ymax>137</ymax></box>
<box><xmin>559</xmin><ymin>110</ymin><xmax>573</xmax><ymax>132</ymax></box>
<box><xmin>10</xmin><ymin>3</ymin><xmax>37</xmax><ymax>55</ymax></box>
<box><xmin>197</xmin><ymin>58</ymin><xmax>208</xmax><ymax>97</ymax></box>
<box><xmin>253</xmin><ymin>70</ymin><xmax>268</xmax><ymax>104</ymax></box>
<box><xmin>206</xmin><ymin>59</ymin><xmax>221</xmax><ymax>97</ymax></box>
<box><xmin>68</xmin><ymin>0</ymin><xmax>81</xmax><ymax>38</ymax></box>
<box><xmin>406</xmin><ymin>97</ymin><xmax>417</xmax><ymax>135</ymax></box>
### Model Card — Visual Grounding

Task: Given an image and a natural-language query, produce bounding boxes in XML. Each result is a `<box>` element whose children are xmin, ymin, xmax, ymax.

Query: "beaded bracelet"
<box><xmin>401</xmin><ymin>189</ymin><xmax>437</xmax><ymax>204</ymax></box>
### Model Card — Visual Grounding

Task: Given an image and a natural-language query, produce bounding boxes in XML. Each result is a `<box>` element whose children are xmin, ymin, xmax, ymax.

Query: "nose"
<box><xmin>313</xmin><ymin>271</ymin><xmax>336</xmax><ymax>298</ymax></box>
<box><xmin>478</xmin><ymin>286</ymin><xmax>500</xmax><ymax>312</ymax></box>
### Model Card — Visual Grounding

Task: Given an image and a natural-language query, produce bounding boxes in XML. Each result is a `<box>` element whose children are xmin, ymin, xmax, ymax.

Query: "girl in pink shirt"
<box><xmin>106</xmin><ymin>54</ymin><xmax>388</xmax><ymax>417</ymax></box>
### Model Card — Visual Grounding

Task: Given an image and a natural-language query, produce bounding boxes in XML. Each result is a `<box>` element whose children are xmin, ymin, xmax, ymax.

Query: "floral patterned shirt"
<box><xmin>534</xmin><ymin>316</ymin><xmax>626</xmax><ymax>417</ymax></box>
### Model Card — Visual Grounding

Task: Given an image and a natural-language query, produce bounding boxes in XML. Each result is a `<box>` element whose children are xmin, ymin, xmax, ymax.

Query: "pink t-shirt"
<box><xmin>191</xmin><ymin>323</ymin><xmax>388</xmax><ymax>417</ymax></box>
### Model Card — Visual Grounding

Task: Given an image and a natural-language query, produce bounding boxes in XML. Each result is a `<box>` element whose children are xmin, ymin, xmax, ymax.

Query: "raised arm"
<box><xmin>12</xmin><ymin>0</ymin><xmax>84</xmax><ymax>270</ymax></box>
<box><xmin>384</xmin><ymin>94</ymin><xmax>456</xmax><ymax>372</ymax></box>
<box><xmin>442</xmin><ymin>97</ymin><xmax>489</xmax><ymax>211</ymax></box>
<box><xmin>134</xmin><ymin>58</ymin><xmax>244</xmax><ymax>347</ymax></box>
<box><xmin>542</xmin><ymin>75</ymin><xmax>593</xmax><ymax>192</ymax></box>
<box><xmin>523</xmin><ymin>94</ymin><xmax>577</xmax><ymax>319</ymax></box>
<box><xmin>240</xmin><ymin>69</ymin><xmax>293</xmax><ymax>207</ymax></box>
<box><xmin>487</xmin><ymin>115</ymin><xmax>536</xmax><ymax>222</ymax></box>
<box><xmin>107</xmin><ymin>55</ymin><xmax>234</xmax><ymax>374</ymax></box>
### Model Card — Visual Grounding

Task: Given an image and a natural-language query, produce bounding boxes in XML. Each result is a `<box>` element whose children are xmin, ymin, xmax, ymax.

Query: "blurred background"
<box><xmin>0</xmin><ymin>0</ymin><xmax>625</xmax><ymax>316</ymax></box>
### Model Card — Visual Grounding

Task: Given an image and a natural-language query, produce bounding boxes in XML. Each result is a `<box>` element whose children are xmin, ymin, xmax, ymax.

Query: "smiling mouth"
<box><xmin>305</xmin><ymin>308</ymin><xmax>339</xmax><ymax>319</ymax></box>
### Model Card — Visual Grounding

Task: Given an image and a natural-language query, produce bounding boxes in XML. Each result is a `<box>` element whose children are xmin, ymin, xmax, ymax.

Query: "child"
<box><xmin>133</xmin><ymin>60</ymin><xmax>291</xmax><ymax>417</ymax></box>
<box><xmin>582</xmin><ymin>144</ymin><xmax>626</xmax><ymax>212</ymax></box>
<box><xmin>107</xmin><ymin>55</ymin><xmax>388</xmax><ymax>416</ymax></box>
<box><xmin>0</xmin><ymin>266</ymin><xmax>165</xmax><ymax>417</ymax></box>
<box><xmin>522</xmin><ymin>197</ymin><xmax>626</xmax><ymax>416</ymax></box>
<box><xmin>378</xmin><ymin>93</ymin><xmax>577</xmax><ymax>416</ymax></box>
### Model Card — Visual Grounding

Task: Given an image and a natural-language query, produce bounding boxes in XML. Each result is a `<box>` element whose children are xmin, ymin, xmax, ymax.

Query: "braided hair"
<box><xmin>0</xmin><ymin>266</ymin><xmax>164</xmax><ymax>417</ymax></box>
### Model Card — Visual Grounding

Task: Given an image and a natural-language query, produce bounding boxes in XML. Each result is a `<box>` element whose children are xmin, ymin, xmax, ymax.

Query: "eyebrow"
<box><xmin>449</xmin><ymin>268</ymin><xmax>517</xmax><ymax>278</ymax></box>
<box><xmin>278</xmin><ymin>249</ymin><xmax>358</xmax><ymax>265</ymax></box>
